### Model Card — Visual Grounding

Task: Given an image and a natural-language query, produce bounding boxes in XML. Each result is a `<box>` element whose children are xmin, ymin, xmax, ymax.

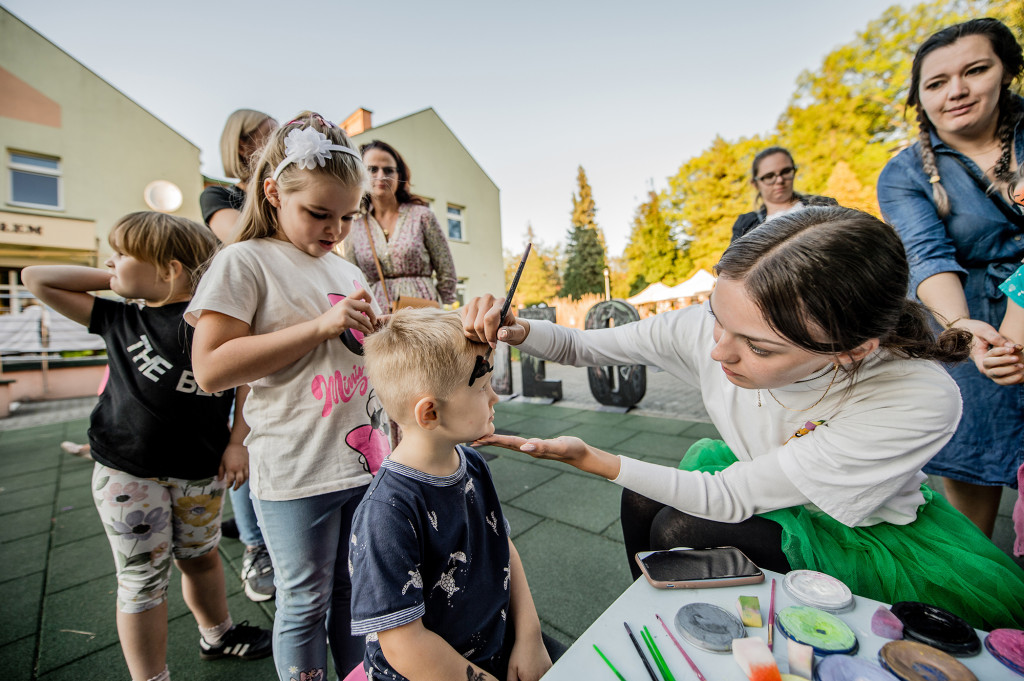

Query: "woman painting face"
<box><xmin>753</xmin><ymin>152</ymin><xmax>797</xmax><ymax>205</ymax></box>
<box><xmin>918</xmin><ymin>33</ymin><xmax>1009</xmax><ymax>141</ymax></box>
<box><xmin>708</xmin><ymin>277</ymin><xmax>834</xmax><ymax>389</ymax></box>
<box><xmin>363</xmin><ymin>147</ymin><xmax>400</xmax><ymax>200</ymax></box>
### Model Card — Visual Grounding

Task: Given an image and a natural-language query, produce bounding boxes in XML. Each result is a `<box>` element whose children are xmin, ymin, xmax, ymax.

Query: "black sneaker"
<box><xmin>220</xmin><ymin>518</ymin><xmax>240</xmax><ymax>540</ymax></box>
<box><xmin>199</xmin><ymin>621</ymin><xmax>272</xmax><ymax>660</ymax></box>
<box><xmin>241</xmin><ymin>545</ymin><xmax>276</xmax><ymax>602</ymax></box>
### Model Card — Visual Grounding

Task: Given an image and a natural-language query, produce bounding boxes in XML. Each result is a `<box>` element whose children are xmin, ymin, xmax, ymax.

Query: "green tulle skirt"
<box><xmin>678</xmin><ymin>439</ymin><xmax>1024</xmax><ymax>630</ymax></box>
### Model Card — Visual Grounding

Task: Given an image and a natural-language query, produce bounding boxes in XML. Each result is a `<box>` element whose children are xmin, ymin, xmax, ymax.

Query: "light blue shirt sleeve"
<box><xmin>877</xmin><ymin>148</ymin><xmax>967</xmax><ymax>298</ymax></box>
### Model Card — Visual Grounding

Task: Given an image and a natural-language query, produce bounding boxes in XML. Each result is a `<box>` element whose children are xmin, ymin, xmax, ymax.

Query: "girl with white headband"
<box><xmin>188</xmin><ymin>111</ymin><xmax>391</xmax><ymax>680</ymax></box>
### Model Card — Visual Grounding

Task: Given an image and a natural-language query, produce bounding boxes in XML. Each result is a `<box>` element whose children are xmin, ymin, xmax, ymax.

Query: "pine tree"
<box><xmin>561</xmin><ymin>166</ymin><xmax>607</xmax><ymax>300</ymax></box>
<box><xmin>624</xmin><ymin>191</ymin><xmax>689</xmax><ymax>295</ymax></box>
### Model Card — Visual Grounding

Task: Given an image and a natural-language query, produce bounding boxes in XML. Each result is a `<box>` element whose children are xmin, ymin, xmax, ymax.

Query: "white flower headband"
<box><xmin>272</xmin><ymin>126</ymin><xmax>361</xmax><ymax>181</ymax></box>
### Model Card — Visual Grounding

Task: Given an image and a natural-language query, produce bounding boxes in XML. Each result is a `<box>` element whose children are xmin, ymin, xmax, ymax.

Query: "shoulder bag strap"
<box><xmin>363</xmin><ymin>218</ymin><xmax>394</xmax><ymax>311</ymax></box>
<box><xmin>947</xmin><ymin>154</ymin><xmax>1024</xmax><ymax>229</ymax></box>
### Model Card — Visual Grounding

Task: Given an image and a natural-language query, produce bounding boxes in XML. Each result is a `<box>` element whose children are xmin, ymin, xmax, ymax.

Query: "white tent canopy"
<box><xmin>625</xmin><ymin>282</ymin><xmax>674</xmax><ymax>306</ymax></box>
<box><xmin>665</xmin><ymin>269</ymin><xmax>716</xmax><ymax>299</ymax></box>
<box><xmin>626</xmin><ymin>270</ymin><xmax>716</xmax><ymax>306</ymax></box>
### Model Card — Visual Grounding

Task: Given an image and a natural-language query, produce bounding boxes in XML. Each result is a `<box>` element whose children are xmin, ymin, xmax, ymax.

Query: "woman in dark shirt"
<box><xmin>730</xmin><ymin>146</ymin><xmax>837</xmax><ymax>243</ymax></box>
<box><xmin>200</xmin><ymin>109</ymin><xmax>278</xmax><ymax>243</ymax></box>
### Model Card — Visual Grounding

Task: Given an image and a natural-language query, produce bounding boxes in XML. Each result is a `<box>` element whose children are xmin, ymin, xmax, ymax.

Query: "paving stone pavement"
<box><xmin>1</xmin><ymin>373</ymin><xmax>1018</xmax><ymax>679</ymax></box>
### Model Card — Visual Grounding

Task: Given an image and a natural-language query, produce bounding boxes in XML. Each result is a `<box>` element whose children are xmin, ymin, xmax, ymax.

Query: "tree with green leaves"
<box><xmin>561</xmin><ymin>166</ymin><xmax>607</xmax><ymax>299</ymax></box>
<box><xmin>624</xmin><ymin>190</ymin><xmax>690</xmax><ymax>295</ymax></box>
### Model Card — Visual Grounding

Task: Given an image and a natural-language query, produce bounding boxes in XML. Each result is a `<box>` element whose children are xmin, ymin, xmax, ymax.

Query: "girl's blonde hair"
<box><xmin>220</xmin><ymin>109</ymin><xmax>275</xmax><ymax>181</ymax></box>
<box><xmin>109</xmin><ymin>211</ymin><xmax>219</xmax><ymax>296</ymax></box>
<box><xmin>234</xmin><ymin>111</ymin><xmax>368</xmax><ymax>244</ymax></box>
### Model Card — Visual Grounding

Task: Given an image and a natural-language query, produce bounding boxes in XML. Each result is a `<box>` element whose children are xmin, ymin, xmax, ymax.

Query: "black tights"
<box><xmin>620</xmin><ymin>489</ymin><xmax>791</xmax><ymax>580</ymax></box>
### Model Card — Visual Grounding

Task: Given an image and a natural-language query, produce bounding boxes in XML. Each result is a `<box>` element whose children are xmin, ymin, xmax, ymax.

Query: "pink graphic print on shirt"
<box><xmin>346</xmin><ymin>391</ymin><xmax>390</xmax><ymax>474</ymax></box>
<box><xmin>310</xmin><ymin>365</ymin><xmax>369</xmax><ymax>417</ymax></box>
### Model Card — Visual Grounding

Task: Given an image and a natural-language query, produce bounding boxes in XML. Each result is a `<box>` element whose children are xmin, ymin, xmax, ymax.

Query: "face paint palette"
<box><xmin>674</xmin><ymin>602</ymin><xmax>747</xmax><ymax>653</ymax></box>
<box><xmin>878</xmin><ymin>640</ymin><xmax>977</xmax><ymax>681</ymax></box>
<box><xmin>775</xmin><ymin>605</ymin><xmax>858</xmax><ymax>656</ymax></box>
<box><xmin>813</xmin><ymin>654</ymin><xmax>900</xmax><ymax>681</ymax></box>
<box><xmin>984</xmin><ymin>629</ymin><xmax>1024</xmax><ymax>676</ymax></box>
<box><xmin>890</xmin><ymin>602</ymin><xmax>980</xmax><ymax>657</ymax></box>
<box><xmin>783</xmin><ymin>570</ymin><xmax>854</xmax><ymax>613</ymax></box>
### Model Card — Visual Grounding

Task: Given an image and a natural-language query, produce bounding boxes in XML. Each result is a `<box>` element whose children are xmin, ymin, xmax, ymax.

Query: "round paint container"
<box><xmin>878</xmin><ymin>640</ymin><xmax>977</xmax><ymax>681</ymax></box>
<box><xmin>783</xmin><ymin>570</ymin><xmax>854</xmax><ymax>613</ymax></box>
<box><xmin>813</xmin><ymin>654</ymin><xmax>900</xmax><ymax>681</ymax></box>
<box><xmin>775</xmin><ymin>605</ymin><xmax>858</xmax><ymax>656</ymax></box>
<box><xmin>984</xmin><ymin>629</ymin><xmax>1024</xmax><ymax>676</ymax></box>
<box><xmin>673</xmin><ymin>602</ymin><xmax>746</xmax><ymax>653</ymax></box>
<box><xmin>890</xmin><ymin>602</ymin><xmax>980</xmax><ymax>657</ymax></box>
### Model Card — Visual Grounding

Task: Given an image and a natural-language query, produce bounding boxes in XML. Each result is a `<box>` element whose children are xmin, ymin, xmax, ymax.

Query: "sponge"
<box><xmin>870</xmin><ymin>605</ymin><xmax>904</xmax><ymax>640</ymax></box>
<box><xmin>733</xmin><ymin>637</ymin><xmax>782</xmax><ymax>681</ymax></box>
<box><xmin>737</xmin><ymin>595</ymin><xmax>763</xmax><ymax>627</ymax></box>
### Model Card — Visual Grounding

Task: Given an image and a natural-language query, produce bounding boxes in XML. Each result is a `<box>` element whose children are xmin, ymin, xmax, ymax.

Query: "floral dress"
<box><xmin>343</xmin><ymin>203</ymin><xmax>457</xmax><ymax>313</ymax></box>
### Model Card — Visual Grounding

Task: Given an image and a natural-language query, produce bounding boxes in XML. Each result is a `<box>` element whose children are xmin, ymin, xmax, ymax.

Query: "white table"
<box><xmin>541</xmin><ymin>569</ymin><xmax>1008</xmax><ymax>680</ymax></box>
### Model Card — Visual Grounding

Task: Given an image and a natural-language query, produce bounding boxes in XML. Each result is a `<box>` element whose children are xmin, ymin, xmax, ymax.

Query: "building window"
<box><xmin>447</xmin><ymin>204</ymin><xmax>464</xmax><ymax>241</ymax></box>
<box><xmin>9</xmin><ymin>152</ymin><xmax>62</xmax><ymax>209</ymax></box>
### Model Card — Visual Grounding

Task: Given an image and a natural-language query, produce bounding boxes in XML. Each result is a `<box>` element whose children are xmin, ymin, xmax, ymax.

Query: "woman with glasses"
<box><xmin>342</xmin><ymin>140</ymin><xmax>457</xmax><ymax>313</ymax></box>
<box><xmin>877</xmin><ymin>18</ymin><xmax>1024</xmax><ymax>538</ymax></box>
<box><xmin>730</xmin><ymin>146</ymin><xmax>837</xmax><ymax>243</ymax></box>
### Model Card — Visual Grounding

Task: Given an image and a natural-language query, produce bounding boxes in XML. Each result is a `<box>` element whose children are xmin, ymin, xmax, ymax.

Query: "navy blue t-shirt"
<box><xmin>350</xmin><ymin>446</ymin><xmax>511</xmax><ymax>680</ymax></box>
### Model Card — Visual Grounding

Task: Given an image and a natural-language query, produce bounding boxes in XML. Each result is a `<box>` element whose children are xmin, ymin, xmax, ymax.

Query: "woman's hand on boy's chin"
<box><xmin>471</xmin><ymin>434</ymin><xmax>621</xmax><ymax>479</ymax></box>
<box><xmin>460</xmin><ymin>295</ymin><xmax>529</xmax><ymax>347</ymax></box>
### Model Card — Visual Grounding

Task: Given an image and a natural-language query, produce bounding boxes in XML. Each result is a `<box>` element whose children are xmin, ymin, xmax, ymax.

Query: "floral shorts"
<box><xmin>91</xmin><ymin>463</ymin><xmax>226</xmax><ymax>613</ymax></box>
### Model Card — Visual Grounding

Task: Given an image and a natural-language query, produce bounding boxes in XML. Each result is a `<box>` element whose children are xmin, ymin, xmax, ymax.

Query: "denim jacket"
<box><xmin>877</xmin><ymin>111</ymin><xmax>1024</xmax><ymax>303</ymax></box>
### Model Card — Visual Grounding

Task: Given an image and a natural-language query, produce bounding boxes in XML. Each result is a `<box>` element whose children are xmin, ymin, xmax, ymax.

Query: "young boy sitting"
<box><xmin>351</xmin><ymin>308</ymin><xmax>561</xmax><ymax>681</ymax></box>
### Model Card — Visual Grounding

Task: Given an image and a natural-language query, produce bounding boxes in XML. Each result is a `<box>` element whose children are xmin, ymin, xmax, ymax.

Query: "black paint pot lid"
<box><xmin>890</xmin><ymin>601</ymin><xmax>981</xmax><ymax>657</ymax></box>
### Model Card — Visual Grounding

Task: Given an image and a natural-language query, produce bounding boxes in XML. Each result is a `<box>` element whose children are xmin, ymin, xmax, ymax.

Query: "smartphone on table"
<box><xmin>635</xmin><ymin>546</ymin><xmax>764</xmax><ymax>589</ymax></box>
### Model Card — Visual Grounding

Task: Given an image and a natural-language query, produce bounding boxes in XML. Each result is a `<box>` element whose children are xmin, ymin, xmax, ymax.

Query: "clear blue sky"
<box><xmin>5</xmin><ymin>0</ymin><xmax>908</xmax><ymax>256</ymax></box>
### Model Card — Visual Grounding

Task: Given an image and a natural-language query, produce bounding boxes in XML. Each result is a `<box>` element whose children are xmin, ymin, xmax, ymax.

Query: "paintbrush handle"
<box><xmin>625</xmin><ymin>622</ymin><xmax>659</xmax><ymax>681</ymax></box>
<box><xmin>594</xmin><ymin>644</ymin><xmax>628</xmax><ymax>681</ymax></box>
<box><xmin>768</xmin><ymin>578</ymin><xmax>776</xmax><ymax>651</ymax></box>
<box><xmin>498</xmin><ymin>243</ymin><xmax>531</xmax><ymax>324</ymax></box>
<box><xmin>656</xmin><ymin>614</ymin><xmax>707</xmax><ymax>681</ymax></box>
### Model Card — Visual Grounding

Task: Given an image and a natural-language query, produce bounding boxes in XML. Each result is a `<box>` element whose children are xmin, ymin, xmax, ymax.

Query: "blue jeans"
<box><xmin>252</xmin><ymin>486</ymin><xmax>368</xmax><ymax>681</ymax></box>
<box><xmin>228</xmin><ymin>480</ymin><xmax>264</xmax><ymax>547</ymax></box>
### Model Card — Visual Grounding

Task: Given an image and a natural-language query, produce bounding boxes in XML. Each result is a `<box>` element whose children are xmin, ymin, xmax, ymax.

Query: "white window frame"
<box><xmin>8</xmin><ymin>151</ymin><xmax>63</xmax><ymax>210</ymax></box>
<box><xmin>447</xmin><ymin>203</ymin><xmax>466</xmax><ymax>242</ymax></box>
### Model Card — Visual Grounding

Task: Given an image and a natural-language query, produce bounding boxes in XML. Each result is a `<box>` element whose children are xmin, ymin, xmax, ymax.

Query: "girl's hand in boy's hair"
<box><xmin>472</xmin><ymin>433</ymin><xmax>622</xmax><ymax>481</ymax></box>
<box><xmin>318</xmin><ymin>288</ymin><xmax>376</xmax><ymax>339</ymax></box>
<box><xmin>218</xmin><ymin>442</ymin><xmax>249</xmax><ymax>490</ymax></box>
<box><xmin>461</xmin><ymin>295</ymin><xmax>530</xmax><ymax>348</ymax></box>
<box><xmin>981</xmin><ymin>344</ymin><xmax>1024</xmax><ymax>385</ymax></box>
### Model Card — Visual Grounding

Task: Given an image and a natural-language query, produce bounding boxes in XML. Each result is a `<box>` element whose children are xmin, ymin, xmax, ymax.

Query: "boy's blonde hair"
<box><xmin>109</xmin><ymin>211</ymin><xmax>219</xmax><ymax>295</ymax></box>
<box><xmin>220</xmin><ymin>108</ymin><xmax>274</xmax><ymax>181</ymax></box>
<box><xmin>363</xmin><ymin>308</ymin><xmax>483</xmax><ymax>421</ymax></box>
<box><xmin>234</xmin><ymin>111</ymin><xmax>369</xmax><ymax>244</ymax></box>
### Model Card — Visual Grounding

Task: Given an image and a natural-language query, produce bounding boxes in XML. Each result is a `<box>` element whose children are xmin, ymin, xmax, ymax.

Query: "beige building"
<box><xmin>345</xmin><ymin>107</ymin><xmax>504</xmax><ymax>304</ymax></box>
<box><xmin>0</xmin><ymin>7</ymin><xmax>202</xmax><ymax>310</ymax></box>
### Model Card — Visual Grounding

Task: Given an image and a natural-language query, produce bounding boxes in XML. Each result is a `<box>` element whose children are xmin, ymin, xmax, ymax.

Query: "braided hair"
<box><xmin>906</xmin><ymin>18</ymin><xmax>1024</xmax><ymax>217</ymax></box>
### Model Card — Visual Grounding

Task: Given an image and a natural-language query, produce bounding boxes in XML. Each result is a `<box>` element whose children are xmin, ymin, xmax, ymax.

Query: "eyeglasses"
<box><xmin>367</xmin><ymin>166</ymin><xmax>398</xmax><ymax>178</ymax></box>
<box><xmin>756</xmin><ymin>167</ymin><xmax>797</xmax><ymax>183</ymax></box>
<box><xmin>468</xmin><ymin>354</ymin><xmax>493</xmax><ymax>386</ymax></box>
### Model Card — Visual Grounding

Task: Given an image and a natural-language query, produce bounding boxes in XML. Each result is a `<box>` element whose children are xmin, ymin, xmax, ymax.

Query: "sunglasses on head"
<box><xmin>469</xmin><ymin>353</ymin><xmax>493</xmax><ymax>386</ymax></box>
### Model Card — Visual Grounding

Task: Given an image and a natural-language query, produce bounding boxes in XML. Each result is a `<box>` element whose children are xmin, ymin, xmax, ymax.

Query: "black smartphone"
<box><xmin>635</xmin><ymin>546</ymin><xmax>765</xmax><ymax>589</ymax></box>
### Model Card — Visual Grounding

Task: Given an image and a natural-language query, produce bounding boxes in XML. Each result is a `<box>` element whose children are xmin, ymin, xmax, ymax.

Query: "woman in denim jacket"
<box><xmin>877</xmin><ymin>18</ymin><xmax>1024</xmax><ymax>537</ymax></box>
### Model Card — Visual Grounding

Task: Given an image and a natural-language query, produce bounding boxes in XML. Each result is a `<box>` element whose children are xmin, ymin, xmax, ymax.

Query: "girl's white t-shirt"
<box><xmin>186</xmin><ymin>238</ymin><xmax>388</xmax><ymax>501</ymax></box>
<box><xmin>518</xmin><ymin>303</ymin><xmax>962</xmax><ymax>528</ymax></box>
